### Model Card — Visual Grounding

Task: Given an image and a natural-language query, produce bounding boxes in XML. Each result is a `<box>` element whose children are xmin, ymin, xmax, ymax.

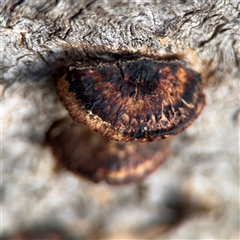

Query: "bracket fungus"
<box><xmin>47</xmin><ymin>120</ymin><xmax>169</xmax><ymax>185</ymax></box>
<box><xmin>53</xmin><ymin>57</ymin><xmax>205</xmax><ymax>184</ymax></box>
<box><xmin>57</xmin><ymin>58</ymin><xmax>205</xmax><ymax>142</ymax></box>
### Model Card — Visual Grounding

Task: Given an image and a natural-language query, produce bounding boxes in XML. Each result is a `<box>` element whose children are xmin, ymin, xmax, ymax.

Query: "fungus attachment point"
<box><xmin>57</xmin><ymin>58</ymin><xmax>205</xmax><ymax>141</ymax></box>
<box><xmin>47</xmin><ymin>120</ymin><xmax>169</xmax><ymax>185</ymax></box>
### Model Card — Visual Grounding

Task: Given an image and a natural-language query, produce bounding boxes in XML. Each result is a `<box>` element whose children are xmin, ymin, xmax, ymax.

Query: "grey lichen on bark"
<box><xmin>1</xmin><ymin>0</ymin><xmax>239</xmax><ymax>238</ymax></box>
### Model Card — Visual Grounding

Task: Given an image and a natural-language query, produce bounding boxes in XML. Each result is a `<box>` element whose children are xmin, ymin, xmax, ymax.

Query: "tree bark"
<box><xmin>1</xmin><ymin>0</ymin><xmax>239</xmax><ymax>238</ymax></box>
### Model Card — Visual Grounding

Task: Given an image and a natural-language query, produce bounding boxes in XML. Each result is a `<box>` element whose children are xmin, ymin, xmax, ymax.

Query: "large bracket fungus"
<box><xmin>53</xmin><ymin>57</ymin><xmax>206</xmax><ymax>184</ymax></box>
<box><xmin>57</xmin><ymin>58</ymin><xmax>205</xmax><ymax>142</ymax></box>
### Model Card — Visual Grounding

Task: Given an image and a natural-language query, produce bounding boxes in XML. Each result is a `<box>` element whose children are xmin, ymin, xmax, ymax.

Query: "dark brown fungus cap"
<box><xmin>57</xmin><ymin>58</ymin><xmax>205</xmax><ymax>142</ymax></box>
<box><xmin>47</xmin><ymin>120</ymin><xmax>169</xmax><ymax>185</ymax></box>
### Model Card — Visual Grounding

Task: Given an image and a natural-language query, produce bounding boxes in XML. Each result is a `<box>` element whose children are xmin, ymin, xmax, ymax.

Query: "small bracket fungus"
<box><xmin>57</xmin><ymin>58</ymin><xmax>205</xmax><ymax>141</ymax></box>
<box><xmin>47</xmin><ymin>120</ymin><xmax>169</xmax><ymax>185</ymax></box>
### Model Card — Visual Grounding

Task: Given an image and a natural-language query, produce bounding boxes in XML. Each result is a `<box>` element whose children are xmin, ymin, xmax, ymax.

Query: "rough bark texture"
<box><xmin>1</xmin><ymin>0</ymin><xmax>239</xmax><ymax>239</ymax></box>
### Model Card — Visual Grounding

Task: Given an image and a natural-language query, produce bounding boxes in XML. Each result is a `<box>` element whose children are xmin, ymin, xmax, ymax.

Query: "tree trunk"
<box><xmin>1</xmin><ymin>0</ymin><xmax>239</xmax><ymax>239</ymax></box>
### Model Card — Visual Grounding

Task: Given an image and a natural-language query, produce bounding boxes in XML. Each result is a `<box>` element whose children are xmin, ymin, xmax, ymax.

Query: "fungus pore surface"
<box><xmin>57</xmin><ymin>58</ymin><xmax>205</xmax><ymax>141</ymax></box>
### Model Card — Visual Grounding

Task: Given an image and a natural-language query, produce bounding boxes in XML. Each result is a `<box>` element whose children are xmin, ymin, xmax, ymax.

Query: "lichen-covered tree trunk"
<box><xmin>1</xmin><ymin>0</ymin><xmax>239</xmax><ymax>239</ymax></box>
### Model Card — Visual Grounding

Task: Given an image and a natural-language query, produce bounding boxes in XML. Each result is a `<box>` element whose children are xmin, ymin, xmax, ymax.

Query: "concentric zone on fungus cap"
<box><xmin>57</xmin><ymin>58</ymin><xmax>205</xmax><ymax>141</ymax></box>
<box><xmin>47</xmin><ymin>120</ymin><xmax>169</xmax><ymax>185</ymax></box>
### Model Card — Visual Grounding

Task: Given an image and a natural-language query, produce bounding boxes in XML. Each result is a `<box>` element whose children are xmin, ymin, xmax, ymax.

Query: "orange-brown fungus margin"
<box><xmin>57</xmin><ymin>58</ymin><xmax>205</xmax><ymax>142</ymax></box>
<box><xmin>47</xmin><ymin>120</ymin><xmax>169</xmax><ymax>185</ymax></box>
